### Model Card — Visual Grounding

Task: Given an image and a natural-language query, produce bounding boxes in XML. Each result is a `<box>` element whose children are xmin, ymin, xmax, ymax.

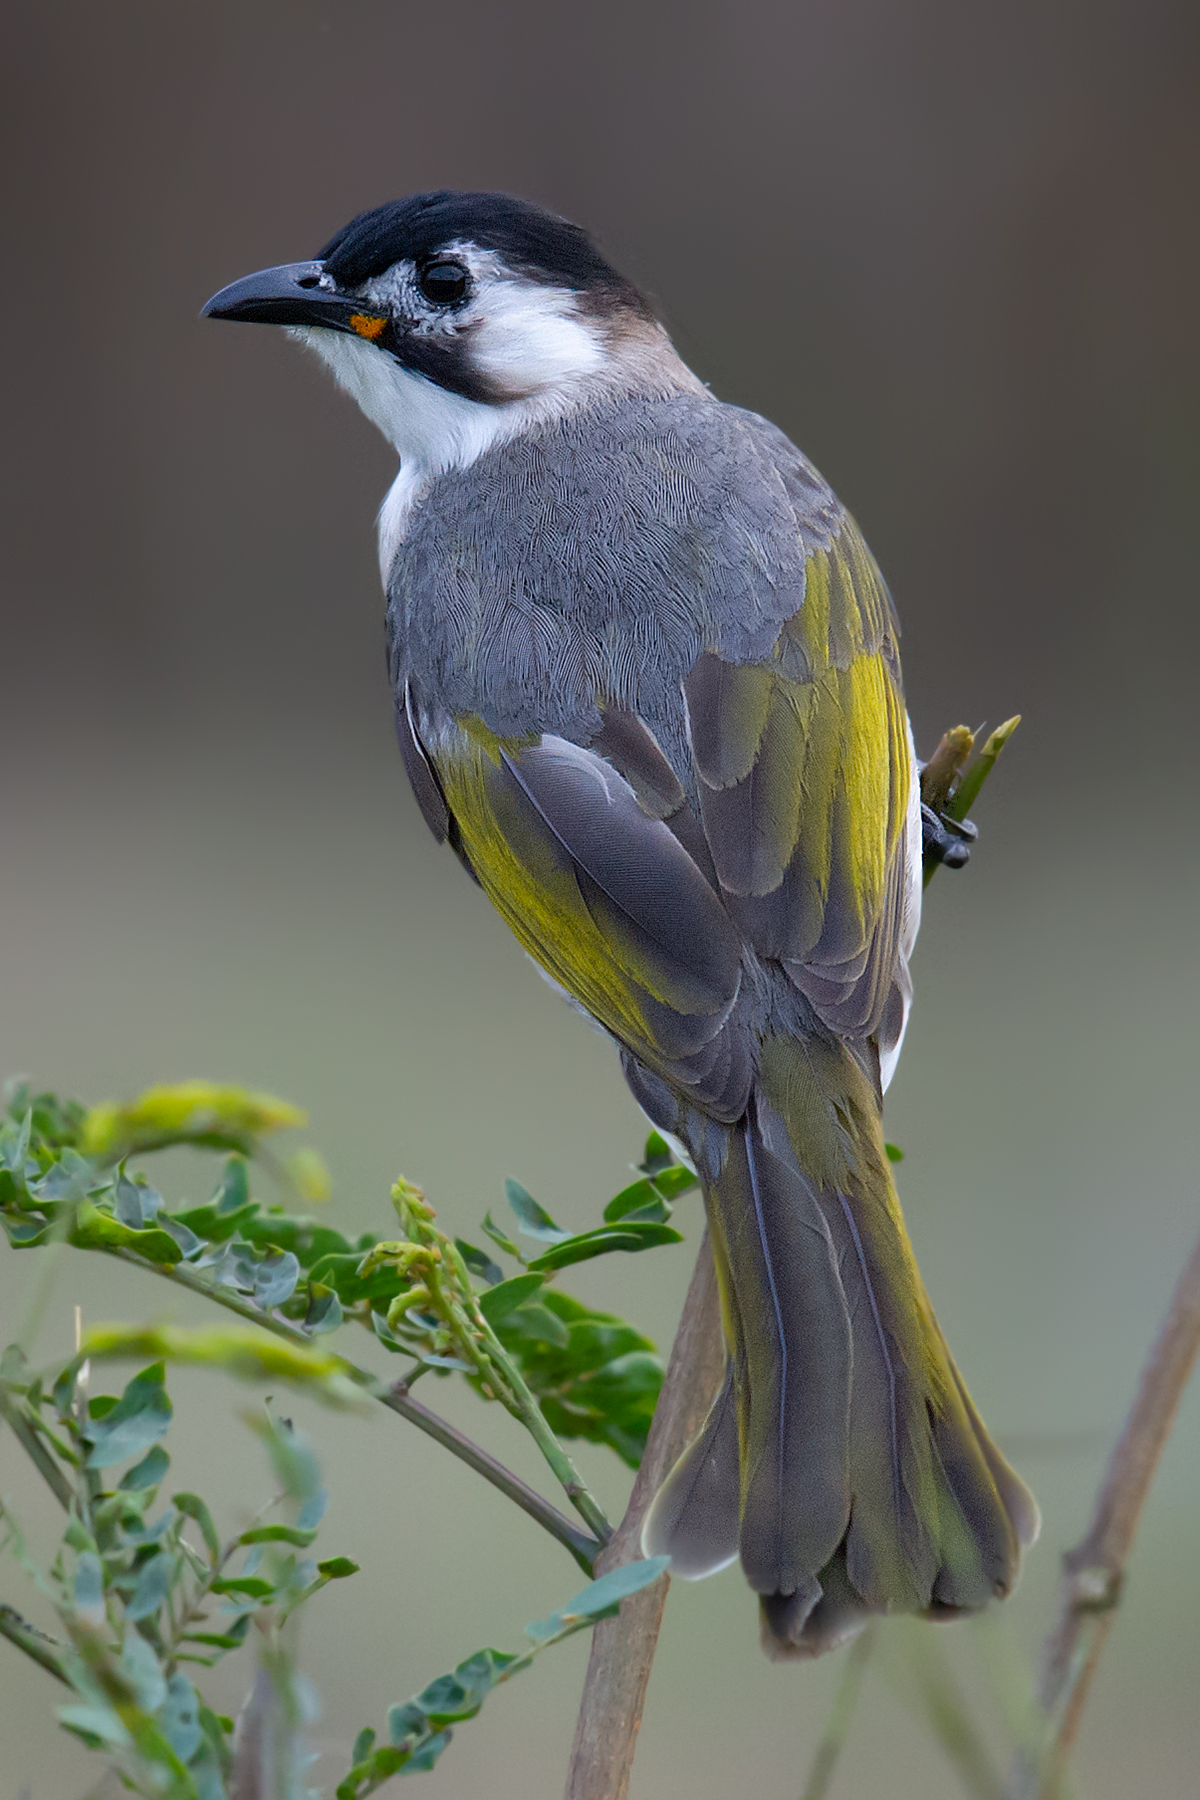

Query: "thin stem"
<box><xmin>922</xmin><ymin>716</ymin><xmax>1021</xmax><ymax>889</ymax></box>
<box><xmin>0</xmin><ymin>1388</ymin><xmax>75</xmax><ymax>1511</ymax></box>
<box><xmin>564</xmin><ymin>715</ymin><xmax>1023</xmax><ymax>1799</ymax></box>
<box><xmin>564</xmin><ymin>1233</ymin><xmax>726</xmax><ymax>1800</ymax></box>
<box><xmin>103</xmin><ymin>1245</ymin><xmax>601</xmax><ymax>1574</ymax></box>
<box><xmin>400</xmin><ymin>1221</ymin><xmax>614</xmax><ymax>1548</ymax></box>
<box><xmin>377</xmin><ymin>1384</ymin><xmax>598</xmax><ymax>1574</ymax></box>
<box><xmin>947</xmin><ymin>717</ymin><xmax>1021</xmax><ymax>824</ymax></box>
<box><xmin>0</xmin><ymin>1603</ymin><xmax>70</xmax><ymax>1683</ymax></box>
<box><xmin>1006</xmin><ymin>1222</ymin><xmax>1200</xmax><ymax>1800</ymax></box>
<box><xmin>472</xmin><ymin>1309</ymin><xmax>613</xmax><ymax>1548</ymax></box>
<box><xmin>799</xmin><ymin>1624</ymin><xmax>877</xmax><ymax>1800</ymax></box>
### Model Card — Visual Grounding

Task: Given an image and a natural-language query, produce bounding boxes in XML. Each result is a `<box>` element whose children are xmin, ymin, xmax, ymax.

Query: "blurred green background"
<box><xmin>2</xmin><ymin>2</ymin><xmax>1198</xmax><ymax>1795</ymax></box>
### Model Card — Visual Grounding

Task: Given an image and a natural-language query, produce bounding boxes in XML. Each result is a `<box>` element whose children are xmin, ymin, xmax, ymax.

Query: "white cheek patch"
<box><xmin>289</xmin><ymin>258</ymin><xmax>614</xmax><ymax>583</ymax></box>
<box><xmin>466</xmin><ymin>278</ymin><xmax>607</xmax><ymax>398</ymax></box>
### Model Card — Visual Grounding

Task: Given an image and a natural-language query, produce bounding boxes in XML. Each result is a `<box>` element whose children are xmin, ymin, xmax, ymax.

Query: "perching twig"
<box><xmin>103</xmin><ymin>1245</ymin><xmax>603</xmax><ymax>1574</ymax></box>
<box><xmin>0</xmin><ymin>1388</ymin><xmax>75</xmax><ymax>1512</ymax></box>
<box><xmin>947</xmin><ymin>717</ymin><xmax>1021</xmax><ymax>825</ymax></box>
<box><xmin>379</xmin><ymin>1384</ymin><xmax>601</xmax><ymax>1574</ymax></box>
<box><xmin>0</xmin><ymin>1604</ymin><xmax>69</xmax><ymax>1684</ymax></box>
<box><xmin>921</xmin><ymin>717</ymin><xmax>1021</xmax><ymax>888</ymax></box>
<box><xmin>564</xmin><ymin>1233</ymin><xmax>726</xmax><ymax>1800</ymax></box>
<box><xmin>563</xmin><ymin>715</ymin><xmax>1023</xmax><ymax>1798</ymax></box>
<box><xmin>1006</xmin><ymin>1222</ymin><xmax>1200</xmax><ymax>1800</ymax></box>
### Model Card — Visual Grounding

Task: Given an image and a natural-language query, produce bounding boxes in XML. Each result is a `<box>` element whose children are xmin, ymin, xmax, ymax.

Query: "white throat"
<box><xmin>291</xmin><ymin>266</ymin><xmax>701</xmax><ymax>585</ymax></box>
<box><xmin>293</xmin><ymin>327</ymin><xmax>533</xmax><ymax>582</ymax></box>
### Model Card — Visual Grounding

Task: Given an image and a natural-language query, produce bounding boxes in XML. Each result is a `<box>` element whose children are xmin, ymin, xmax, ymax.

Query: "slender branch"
<box><xmin>104</xmin><ymin>1246</ymin><xmax>601</xmax><ymax>1574</ymax></box>
<box><xmin>1006</xmin><ymin>1222</ymin><xmax>1200</xmax><ymax>1800</ymax></box>
<box><xmin>947</xmin><ymin>717</ymin><xmax>1021</xmax><ymax>824</ymax></box>
<box><xmin>0</xmin><ymin>1603</ymin><xmax>70</xmax><ymax>1683</ymax></box>
<box><xmin>564</xmin><ymin>1232</ymin><xmax>726</xmax><ymax>1800</ymax></box>
<box><xmin>562</xmin><ymin>714</ymin><xmax>1022</xmax><ymax>1797</ymax></box>
<box><xmin>799</xmin><ymin>1624</ymin><xmax>877</xmax><ymax>1800</ymax></box>
<box><xmin>921</xmin><ymin>725</ymin><xmax>975</xmax><ymax>816</ymax></box>
<box><xmin>471</xmin><ymin>1309</ymin><xmax>614</xmax><ymax>1549</ymax></box>
<box><xmin>377</xmin><ymin>1384</ymin><xmax>598</xmax><ymax>1574</ymax></box>
<box><xmin>921</xmin><ymin>716</ymin><xmax>1021</xmax><ymax>888</ymax></box>
<box><xmin>0</xmin><ymin>1388</ymin><xmax>76</xmax><ymax>1511</ymax></box>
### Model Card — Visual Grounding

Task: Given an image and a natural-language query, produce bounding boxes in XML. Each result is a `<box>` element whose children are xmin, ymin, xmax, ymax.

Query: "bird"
<box><xmin>203</xmin><ymin>190</ymin><xmax>1037</xmax><ymax>1657</ymax></box>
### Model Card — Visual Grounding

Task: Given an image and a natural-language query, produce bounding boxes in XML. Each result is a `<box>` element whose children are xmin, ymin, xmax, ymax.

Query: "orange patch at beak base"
<box><xmin>349</xmin><ymin>313</ymin><xmax>387</xmax><ymax>340</ymax></box>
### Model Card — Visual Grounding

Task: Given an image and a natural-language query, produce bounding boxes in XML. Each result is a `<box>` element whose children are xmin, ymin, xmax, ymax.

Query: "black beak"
<box><xmin>201</xmin><ymin>260</ymin><xmax>388</xmax><ymax>340</ymax></box>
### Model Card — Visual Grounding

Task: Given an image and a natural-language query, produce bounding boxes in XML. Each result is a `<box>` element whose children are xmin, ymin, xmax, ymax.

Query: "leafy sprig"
<box><xmin>0</xmin><ymin>1080</ymin><xmax>699</xmax><ymax>1793</ymax></box>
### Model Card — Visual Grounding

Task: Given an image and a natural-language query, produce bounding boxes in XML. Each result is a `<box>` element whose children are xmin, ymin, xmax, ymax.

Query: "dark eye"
<box><xmin>418</xmin><ymin>260</ymin><xmax>469</xmax><ymax>306</ymax></box>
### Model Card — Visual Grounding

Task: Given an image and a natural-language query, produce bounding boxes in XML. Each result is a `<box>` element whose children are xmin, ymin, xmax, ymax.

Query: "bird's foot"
<box><xmin>921</xmin><ymin>802</ymin><xmax>977</xmax><ymax>871</ymax></box>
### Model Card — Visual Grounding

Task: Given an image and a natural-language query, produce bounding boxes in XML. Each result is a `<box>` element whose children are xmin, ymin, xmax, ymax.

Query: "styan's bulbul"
<box><xmin>205</xmin><ymin>192</ymin><xmax>1037</xmax><ymax>1657</ymax></box>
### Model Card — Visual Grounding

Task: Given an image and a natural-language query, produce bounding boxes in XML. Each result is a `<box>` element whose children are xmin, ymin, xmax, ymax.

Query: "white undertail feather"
<box><xmin>880</xmin><ymin>725</ymin><xmax>923</xmax><ymax>1093</ymax></box>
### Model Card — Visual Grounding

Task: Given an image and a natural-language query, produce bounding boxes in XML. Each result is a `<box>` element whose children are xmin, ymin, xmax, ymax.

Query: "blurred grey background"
<box><xmin>2</xmin><ymin>2</ymin><xmax>1198</xmax><ymax>1795</ymax></box>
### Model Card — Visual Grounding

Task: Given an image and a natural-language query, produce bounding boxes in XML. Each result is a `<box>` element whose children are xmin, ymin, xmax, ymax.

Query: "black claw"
<box><xmin>922</xmin><ymin>803</ymin><xmax>974</xmax><ymax>871</ymax></box>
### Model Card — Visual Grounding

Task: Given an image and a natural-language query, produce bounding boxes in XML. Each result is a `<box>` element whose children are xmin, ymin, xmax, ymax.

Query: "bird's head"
<box><xmin>203</xmin><ymin>191</ymin><xmax>697</xmax><ymax>468</ymax></box>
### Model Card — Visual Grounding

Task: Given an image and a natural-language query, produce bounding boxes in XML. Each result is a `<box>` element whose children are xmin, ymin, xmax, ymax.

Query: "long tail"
<box><xmin>642</xmin><ymin>1031</ymin><xmax>1038</xmax><ymax>1657</ymax></box>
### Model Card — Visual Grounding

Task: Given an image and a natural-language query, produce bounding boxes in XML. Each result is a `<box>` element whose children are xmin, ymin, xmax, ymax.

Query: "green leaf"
<box><xmin>253</xmin><ymin>1249</ymin><xmax>301</xmax><ymax>1308</ymax></box>
<box><xmin>387</xmin><ymin>1701</ymin><xmax>428</xmax><ymax>1745</ymax></box>
<box><xmin>494</xmin><ymin>1292</ymin><xmax>663</xmax><ymax>1467</ymax></box>
<box><xmin>370</xmin><ymin>1310</ymin><xmax>409</xmax><ymax>1354</ymax></box>
<box><xmin>242</xmin><ymin>1214</ymin><xmax>358</xmax><ymax>1265</ymax></box>
<box><xmin>603</xmin><ymin>1178</ymin><xmax>671</xmax><ymax>1225</ymax></box>
<box><xmin>122</xmin><ymin>1630</ymin><xmax>167</xmax><ymax>1713</ymax></box>
<box><xmin>74</xmin><ymin>1552</ymin><xmax>105</xmax><ymax>1625</ymax></box>
<box><xmin>126</xmin><ymin>1551</ymin><xmax>176</xmax><ymax>1621</ymax></box>
<box><xmin>215</xmin><ymin>1155</ymin><xmax>250</xmax><ymax>1213</ymax></box>
<box><xmin>183</xmin><ymin>1624</ymin><xmax>252</xmax><ymax>1651</ymax></box>
<box><xmin>410</xmin><ymin>1648</ymin><xmax>520</xmax><ymax>1727</ymax></box>
<box><xmin>120</xmin><ymin>1443</ymin><xmax>171</xmax><ymax>1492</ymax></box>
<box><xmin>304</xmin><ymin>1282</ymin><xmax>343</xmax><ymax>1335</ymax></box>
<box><xmin>351</xmin><ymin>1727</ymin><xmax>376</xmax><ymax>1764</ymax></box>
<box><xmin>638</xmin><ymin>1130</ymin><xmax>674</xmax><ymax>1175</ymax></box>
<box><xmin>480</xmin><ymin>1210</ymin><xmax>522</xmax><ymax>1260</ymax></box>
<box><xmin>885</xmin><ymin>1142</ymin><xmax>905</xmax><ymax>1163</ymax></box>
<box><xmin>238</xmin><ymin>1523</ymin><xmax>317</xmax><ymax>1547</ymax></box>
<box><xmin>33</xmin><ymin>1148</ymin><xmax>95</xmax><ymax>1202</ymax></box>
<box><xmin>85</xmin><ymin>1363</ymin><xmax>172</xmax><ymax>1469</ymax></box>
<box><xmin>475</xmin><ymin>1273</ymin><xmax>545</xmax><ymax>1324</ymax></box>
<box><xmin>113</xmin><ymin>1169</ymin><xmax>164</xmax><ymax>1228</ymax></box>
<box><xmin>504</xmin><ymin>1178</ymin><xmax>569</xmax><ymax>1242</ymax></box>
<box><xmin>170</xmin><ymin>1198</ymin><xmax>259</xmax><ymax>1243</ymax></box>
<box><xmin>526</xmin><ymin>1221</ymin><xmax>682</xmax><ymax>1272</ymax></box>
<box><xmin>185</xmin><ymin>1615</ymin><xmax>252</xmax><ymax>1653</ymax></box>
<box><xmin>211</xmin><ymin>1576</ymin><xmax>274</xmax><ymax>1598</ymax></box>
<box><xmin>525</xmin><ymin>1557</ymin><xmax>670</xmax><ymax>1642</ymax></box>
<box><xmin>308</xmin><ymin>1249</ymin><xmax>403</xmax><ymax>1306</ymax></box>
<box><xmin>406</xmin><ymin>1728</ymin><xmax>453</xmax><ymax>1773</ymax></box>
<box><xmin>337</xmin><ymin>1744</ymin><xmax>412</xmax><ymax>1799</ymax></box>
<box><xmin>160</xmin><ymin>1672</ymin><xmax>203</xmax><ymax>1762</ymax></box>
<box><xmin>70</xmin><ymin>1203</ymin><xmax>184</xmax><ymax>1265</ymax></box>
<box><xmin>175</xmin><ymin>1492</ymin><xmax>221</xmax><ymax>1562</ymax></box>
<box><xmin>455</xmin><ymin>1237</ymin><xmax>505</xmax><ymax>1287</ymax></box>
<box><xmin>652</xmin><ymin>1164</ymin><xmax>698</xmax><ymax>1197</ymax></box>
<box><xmin>317</xmin><ymin>1556</ymin><xmax>360</xmax><ymax>1579</ymax></box>
<box><xmin>59</xmin><ymin>1702</ymin><xmax>130</xmax><ymax>1749</ymax></box>
<box><xmin>499</xmin><ymin>1301</ymin><xmax>570</xmax><ymax>1349</ymax></box>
